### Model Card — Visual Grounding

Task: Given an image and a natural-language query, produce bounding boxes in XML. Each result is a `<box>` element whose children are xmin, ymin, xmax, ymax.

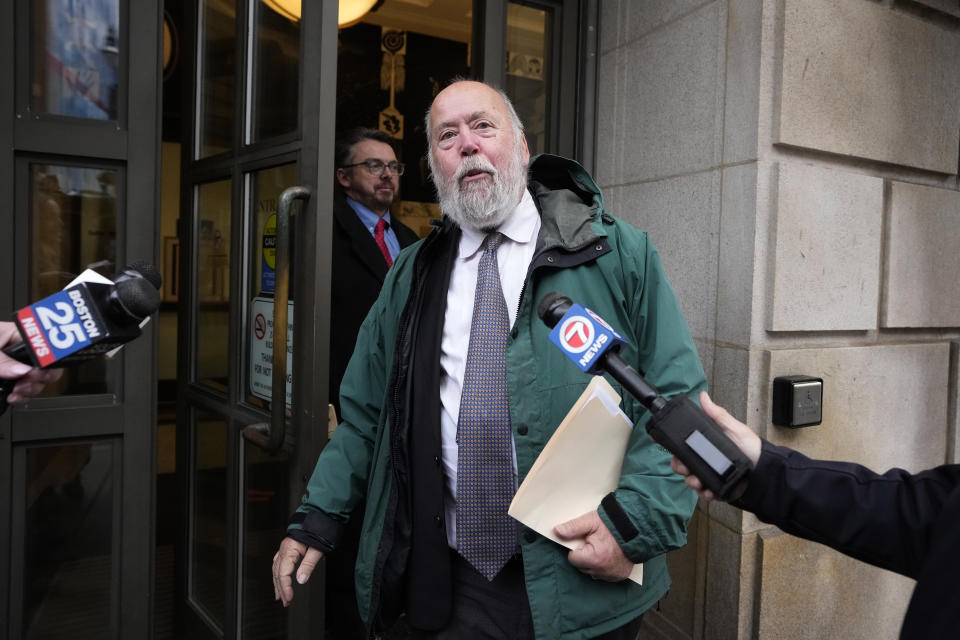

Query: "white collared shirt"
<box><xmin>438</xmin><ymin>188</ymin><xmax>541</xmax><ymax>546</ymax></box>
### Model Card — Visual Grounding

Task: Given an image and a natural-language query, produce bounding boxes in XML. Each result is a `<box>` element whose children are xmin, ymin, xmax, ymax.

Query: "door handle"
<box><xmin>242</xmin><ymin>185</ymin><xmax>311</xmax><ymax>454</ymax></box>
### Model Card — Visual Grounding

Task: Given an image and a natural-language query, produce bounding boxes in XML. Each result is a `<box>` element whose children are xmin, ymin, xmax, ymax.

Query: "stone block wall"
<box><xmin>595</xmin><ymin>0</ymin><xmax>960</xmax><ymax>638</ymax></box>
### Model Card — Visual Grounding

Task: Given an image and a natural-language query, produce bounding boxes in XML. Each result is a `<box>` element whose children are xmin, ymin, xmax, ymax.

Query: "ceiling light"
<box><xmin>339</xmin><ymin>0</ymin><xmax>382</xmax><ymax>27</ymax></box>
<box><xmin>260</xmin><ymin>0</ymin><xmax>383</xmax><ymax>27</ymax></box>
<box><xmin>262</xmin><ymin>0</ymin><xmax>300</xmax><ymax>21</ymax></box>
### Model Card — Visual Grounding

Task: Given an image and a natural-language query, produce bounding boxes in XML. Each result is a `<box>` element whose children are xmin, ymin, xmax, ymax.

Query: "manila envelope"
<box><xmin>509</xmin><ymin>376</ymin><xmax>643</xmax><ymax>584</ymax></box>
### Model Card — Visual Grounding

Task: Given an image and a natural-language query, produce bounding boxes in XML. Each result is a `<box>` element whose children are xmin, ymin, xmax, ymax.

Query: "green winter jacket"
<box><xmin>289</xmin><ymin>154</ymin><xmax>705</xmax><ymax>639</ymax></box>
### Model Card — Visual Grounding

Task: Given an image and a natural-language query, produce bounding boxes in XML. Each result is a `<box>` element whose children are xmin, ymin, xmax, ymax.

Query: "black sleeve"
<box><xmin>734</xmin><ymin>440</ymin><xmax>960</xmax><ymax>579</ymax></box>
<box><xmin>287</xmin><ymin>510</ymin><xmax>346</xmax><ymax>554</ymax></box>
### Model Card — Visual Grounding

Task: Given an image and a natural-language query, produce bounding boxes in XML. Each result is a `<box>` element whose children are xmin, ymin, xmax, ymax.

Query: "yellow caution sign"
<box><xmin>261</xmin><ymin>213</ymin><xmax>277</xmax><ymax>292</ymax></box>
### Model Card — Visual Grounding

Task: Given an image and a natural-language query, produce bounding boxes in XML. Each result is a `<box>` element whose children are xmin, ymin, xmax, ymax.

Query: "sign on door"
<box><xmin>249</xmin><ymin>296</ymin><xmax>293</xmax><ymax>407</ymax></box>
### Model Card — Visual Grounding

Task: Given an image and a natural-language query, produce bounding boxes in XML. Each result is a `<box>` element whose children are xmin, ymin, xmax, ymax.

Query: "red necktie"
<box><xmin>374</xmin><ymin>217</ymin><xmax>393</xmax><ymax>267</ymax></box>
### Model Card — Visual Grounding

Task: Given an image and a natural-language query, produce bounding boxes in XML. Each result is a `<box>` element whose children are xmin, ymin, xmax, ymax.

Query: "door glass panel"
<box><xmin>195</xmin><ymin>179</ymin><xmax>231</xmax><ymax>391</ymax></box>
<box><xmin>241</xmin><ymin>441</ymin><xmax>289</xmax><ymax>639</ymax></box>
<box><xmin>23</xmin><ymin>441</ymin><xmax>116</xmax><ymax>638</ymax></box>
<box><xmin>31</xmin><ymin>0</ymin><xmax>120</xmax><ymax>120</ymax></box>
<box><xmin>249</xmin><ymin>2</ymin><xmax>300</xmax><ymax>143</ymax></box>
<box><xmin>189</xmin><ymin>411</ymin><xmax>228</xmax><ymax>632</ymax></box>
<box><xmin>246</xmin><ymin>163</ymin><xmax>296</xmax><ymax>410</ymax></box>
<box><xmin>338</xmin><ymin>1</ymin><xmax>471</xmax><ymax>229</ymax></box>
<box><xmin>198</xmin><ymin>0</ymin><xmax>236</xmax><ymax>158</ymax></box>
<box><xmin>30</xmin><ymin>163</ymin><xmax>119</xmax><ymax>398</ymax></box>
<box><xmin>506</xmin><ymin>2</ymin><xmax>550</xmax><ymax>154</ymax></box>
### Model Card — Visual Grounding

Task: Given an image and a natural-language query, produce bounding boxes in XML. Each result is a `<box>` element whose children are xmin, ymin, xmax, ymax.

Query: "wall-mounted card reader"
<box><xmin>772</xmin><ymin>375</ymin><xmax>823</xmax><ymax>427</ymax></box>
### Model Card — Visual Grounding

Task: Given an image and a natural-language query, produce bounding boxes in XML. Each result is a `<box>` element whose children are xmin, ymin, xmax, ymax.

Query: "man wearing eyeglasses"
<box><xmin>332</xmin><ymin>128</ymin><xmax>419</xmax><ymax>419</ymax></box>
<box><xmin>328</xmin><ymin>127</ymin><xmax>419</xmax><ymax>639</ymax></box>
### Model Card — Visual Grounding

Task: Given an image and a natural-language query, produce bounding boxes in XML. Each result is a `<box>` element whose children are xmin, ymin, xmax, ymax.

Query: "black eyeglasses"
<box><xmin>341</xmin><ymin>159</ymin><xmax>406</xmax><ymax>176</ymax></box>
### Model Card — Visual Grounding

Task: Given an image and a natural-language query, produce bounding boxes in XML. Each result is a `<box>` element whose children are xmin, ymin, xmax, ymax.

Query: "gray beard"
<box><xmin>436</xmin><ymin>150</ymin><xmax>528</xmax><ymax>232</ymax></box>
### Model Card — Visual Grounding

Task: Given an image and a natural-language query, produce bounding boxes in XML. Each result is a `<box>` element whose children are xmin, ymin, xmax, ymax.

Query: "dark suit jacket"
<box><xmin>330</xmin><ymin>197</ymin><xmax>418</xmax><ymax>416</ymax></box>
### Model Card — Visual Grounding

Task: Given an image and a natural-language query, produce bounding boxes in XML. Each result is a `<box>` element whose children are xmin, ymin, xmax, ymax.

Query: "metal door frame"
<box><xmin>0</xmin><ymin>1</ymin><xmax>163</xmax><ymax>637</ymax></box>
<box><xmin>173</xmin><ymin>0</ymin><xmax>597</xmax><ymax>636</ymax></box>
<box><xmin>175</xmin><ymin>1</ymin><xmax>336</xmax><ymax>637</ymax></box>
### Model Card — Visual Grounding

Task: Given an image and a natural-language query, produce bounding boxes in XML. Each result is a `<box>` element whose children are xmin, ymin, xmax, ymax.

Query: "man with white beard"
<box><xmin>273</xmin><ymin>80</ymin><xmax>706</xmax><ymax>640</ymax></box>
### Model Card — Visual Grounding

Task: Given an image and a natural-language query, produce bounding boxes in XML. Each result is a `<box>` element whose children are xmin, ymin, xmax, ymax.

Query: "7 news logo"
<box><xmin>549</xmin><ymin>303</ymin><xmax>626</xmax><ymax>373</ymax></box>
<box><xmin>558</xmin><ymin>314</ymin><xmax>595</xmax><ymax>353</ymax></box>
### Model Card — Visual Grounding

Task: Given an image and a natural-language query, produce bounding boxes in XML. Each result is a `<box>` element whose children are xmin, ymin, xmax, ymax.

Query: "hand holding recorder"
<box><xmin>670</xmin><ymin>391</ymin><xmax>760</xmax><ymax>501</ymax></box>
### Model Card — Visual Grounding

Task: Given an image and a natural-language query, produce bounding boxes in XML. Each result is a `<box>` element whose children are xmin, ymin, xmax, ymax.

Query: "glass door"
<box><xmin>174</xmin><ymin>1</ymin><xmax>592</xmax><ymax>638</ymax></box>
<box><xmin>175</xmin><ymin>2</ymin><xmax>335</xmax><ymax>639</ymax></box>
<box><xmin>1</xmin><ymin>1</ymin><xmax>162</xmax><ymax>638</ymax></box>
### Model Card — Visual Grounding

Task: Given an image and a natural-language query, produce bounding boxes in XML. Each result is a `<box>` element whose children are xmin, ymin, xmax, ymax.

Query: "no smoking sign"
<box><xmin>249</xmin><ymin>296</ymin><xmax>293</xmax><ymax>407</ymax></box>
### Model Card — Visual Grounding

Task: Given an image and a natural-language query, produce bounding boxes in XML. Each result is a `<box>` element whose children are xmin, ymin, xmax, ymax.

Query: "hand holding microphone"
<box><xmin>0</xmin><ymin>261</ymin><xmax>162</xmax><ymax>415</ymax></box>
<box><xmin>538</xmin><ymin>292</ymin><xmax>753</xmax><ymax>501</ymax></box>
<box><xmin>0</xmin><ymin>322</ymin><xmax>63</xmax><ymax>405</ymax></box>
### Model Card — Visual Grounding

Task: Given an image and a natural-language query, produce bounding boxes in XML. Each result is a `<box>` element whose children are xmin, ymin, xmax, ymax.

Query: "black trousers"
<box><xmin>410</xmin><ymin>551</ymin><xmax>644</xmax><ymax>640</ymax></box>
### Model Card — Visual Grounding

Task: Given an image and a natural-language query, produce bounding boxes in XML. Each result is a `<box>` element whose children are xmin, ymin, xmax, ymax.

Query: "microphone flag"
<box><xmin>547</xmin><ymin>302</ymin><xmax>628</xmax><ymax>373</ymax></box>
<box><xmin>15</xmin><ymin>284</ymin><xmax>108</xmax><ymax>367</ymax></box>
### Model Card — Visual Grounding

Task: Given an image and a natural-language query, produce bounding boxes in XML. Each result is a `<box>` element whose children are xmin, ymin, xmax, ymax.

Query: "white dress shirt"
<box><xmin>439</xmin><ymin>188</ymin><xmax>541</xmax><ymax>546</ymax></box>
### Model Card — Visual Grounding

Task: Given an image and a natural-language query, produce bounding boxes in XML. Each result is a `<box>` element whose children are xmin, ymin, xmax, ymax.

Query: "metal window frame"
<box><xmin>8</xmin><ymin>437</ymin><xmax>124</xmax><ymax>639</ymax></box>
<box><xmin>2</xmin><ymin>1</ymin><xmax>162</xmax><ymax>638</ymax></box>
<box><xmin>473</xmin><ymin>0</ymin><xmax>599</xmax><ymax>169</ymax></box>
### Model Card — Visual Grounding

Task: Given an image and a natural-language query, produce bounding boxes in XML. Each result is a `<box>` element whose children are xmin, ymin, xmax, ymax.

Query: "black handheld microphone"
<box><xmin>0</xmin><ymin>262</ymin><xmax>162</xmax><ymax>415</ymax></box>
<box><xmin>538</xmin><ymin>292</ymin><xmax>751</xmax><ymax>500</ymax></box>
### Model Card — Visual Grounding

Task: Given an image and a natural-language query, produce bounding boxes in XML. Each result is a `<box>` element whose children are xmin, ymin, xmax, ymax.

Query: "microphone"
<box><xmin>0</xmin><ymin>262</ymin><xmax>162</xmax><ymax>415</ymax></box>
<box><xmin>538</xmin><ymin>292</ymin><xmax>751</xmax><ymax>500</ymax></box>
<box><xmin>116</xmin><ymin>259</ymin><xmax>163</xmax><ymax>289</ymax></box>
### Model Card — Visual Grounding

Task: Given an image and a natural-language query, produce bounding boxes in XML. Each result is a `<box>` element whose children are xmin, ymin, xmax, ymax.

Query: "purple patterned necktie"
<box><xmin>456</xmin><ymin>232</ymin><xmax>517</xmax><ymax>580</ymax></box>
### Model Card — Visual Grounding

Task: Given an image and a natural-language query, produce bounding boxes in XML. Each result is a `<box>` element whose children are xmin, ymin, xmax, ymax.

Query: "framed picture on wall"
<box><xmin>162</xmin><ymin>236</ymin><xmax>179</xmax><ymax>302</ymax></box>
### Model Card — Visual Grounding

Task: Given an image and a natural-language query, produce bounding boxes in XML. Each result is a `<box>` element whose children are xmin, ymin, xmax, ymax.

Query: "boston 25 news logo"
<box><xmin>16</xmin><ymin>286</ymin><xmax>103</xmax><ymax>366</ymax></box>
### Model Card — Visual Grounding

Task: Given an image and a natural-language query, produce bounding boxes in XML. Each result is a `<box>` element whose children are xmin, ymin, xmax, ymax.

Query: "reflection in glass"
<box><xmin>189</xmin><ymin>412</ymin><xmax>227</xmax><ymax>631</ymax></box>
<box><xmin>31</xmin><ymin>164</ymin><xmax>119</xmax><ymax>398</ymax></box>
<box><xmin>251</xmin><ymin>2</ymin><xmax>301</xmax><ymax>142</ymax></box>
<box><xmin>23</xmin><ymin>442</ymin><xmax>115</xmax><ymax>638</ymax></box>
<box><xmin>246</xmin><ymin>164</ymin><xmax>296</xmax><ymax>410</ymax></box>
<box><xmin>506</xmin><ymin>3</ymin><xmax>550</xmax><ymax>154</ymax></box>
<box><xmin>31</xmin><ymin>0</ymin><xmax>120</xmax><ymax>120</ymax></box>
<box><xmin>336</xmin><ymin>4</ymin><xmax>471</xmax><ymax>207</ymax></box>
<box><xmin>195</xmin><ymin>180</ymin><xmax>231</xmax><ymax>390</ymax></box>
<box><xmin>241</xmin><ymin>441</ymin><xmax>289</xmax><ymax>638</ymax></box>
<box><xmin>198</xmin><ymin>0</ymin><xmax>236</xmax><ymax>157</ymax></box>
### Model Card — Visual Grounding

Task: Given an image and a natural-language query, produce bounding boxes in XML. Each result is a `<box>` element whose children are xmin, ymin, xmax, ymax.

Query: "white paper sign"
<box><xmin>249</xmin><ymin>296</ymin><xmax>293</xmax><ymax>407</ymax></box>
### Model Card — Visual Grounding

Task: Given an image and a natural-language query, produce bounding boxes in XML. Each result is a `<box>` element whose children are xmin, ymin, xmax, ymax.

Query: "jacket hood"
<box><xmin>528</xmin><ymin>153</ymin><xmax>607</xmax><ymax>255</ymax></box>
<box><xmin>528</xmin><ymin>153</ymin><xmax>605</xmax><ymax>210</ymax></box>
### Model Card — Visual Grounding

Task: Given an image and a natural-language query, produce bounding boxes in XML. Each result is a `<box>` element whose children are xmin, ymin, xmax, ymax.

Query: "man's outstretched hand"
<box><xmin>272</xmin><ymin>536</ymin><xmax>324</xmax><ymax>607</ymax></box>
